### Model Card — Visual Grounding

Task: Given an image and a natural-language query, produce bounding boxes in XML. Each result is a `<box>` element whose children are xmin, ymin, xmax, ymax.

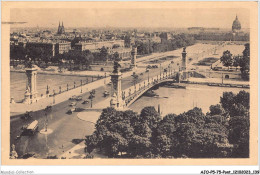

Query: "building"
<box><xmin>108</xmin><ymin>47</ymin><xmax>132</xmax><ymax>60</ymax></box>
<box><xmin>232</xmin><ymin>15</ymin><xmax>241</xmax><ymax>33</ymax></box>
<box><xmin>57</xmin><ymin>21</ymin><xmax>65</xmax><ymax>35</ymax></box>
<box><xmin>74</xmin><ymin>40</ymin><xmax>125</xmax><ymax>52</ymax></box>
<box><xmin>26</xmin><ymin>42</ymin><xmax>56</xmax><ymax>57</ymax></box>
<box><xmin>55</xmin><ymin>41</ymin><xmax>71</xmax><ymax>55</ymax></box>
<box><xmin>26</xmin><ymin>40</ymin><xmax>71</xmax><ymax>57</ymax></box>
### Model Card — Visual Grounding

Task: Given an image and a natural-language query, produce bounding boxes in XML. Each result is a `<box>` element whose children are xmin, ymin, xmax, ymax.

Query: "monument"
<box><xmin>23</xmin><ymin>59</ymin><xmax>38</xmax><ymax>104</ymax></box>
<box><xmin>130</xmin><ymin>46</ymin><xmax>137</xmax><ymax>69</ymax></box>
<box><xmin>110</xmin><ymin>61</ymin><xmax>125</xmax><ymax>109</ymax></box>
<box><xmin>181</xmin><ymin>47</ymin><xmax>188</xmax><ymax>80</ymax></box>
<box><xmin>181</xmin><ymin>47</ymin><xmax>187</xmax><ymax>71</ymax></box>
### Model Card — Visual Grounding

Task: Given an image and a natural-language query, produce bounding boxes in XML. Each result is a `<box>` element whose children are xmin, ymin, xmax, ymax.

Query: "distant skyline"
<box><xmin>11</xmin><ymin>8</ymin><xmax>250</xmax><ymax>29</ymax></box>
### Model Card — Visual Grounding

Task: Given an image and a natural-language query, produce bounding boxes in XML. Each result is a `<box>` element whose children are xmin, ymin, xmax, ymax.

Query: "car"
<box><xmin>21</xmin><ymin>111</ymin><xmax>33</xmax><ymax>120</ymax></box>
<box><xmin>82</xmin><ymin>100</ymin><xmax>89</xmax><ymax>104</ymax></box>
<box><xmin>140</xmin><ymin>73</ymin><xmax>143</xmax><ymax>75</ymax></box>
<box><xmin>146</xmin><ymin>69</ymin><xmax>150</xmax><ymax>72</ymax></box>
<box><xmin>69</xmin><ymin>102</ymin><xmax>76</xmax><ymax>106</ymax></box>
<box><xmin>103</xmin><ymin>91</ymin><xmax>110</xmax><ymax>97</ymax></box>
<box><xmin>76</xmin><ymin>96</ymin><xmax>83</xmax><ymax>101</ymax></box>
<box><xmin>69</xmin><ymin>95</ymin><xmax>77</xmax><ymax>100</ymax></box>
<box><xmin>67</xmin><ymin>107</ymin><xmax>76</xmax><ymax>114</ymax></box>
<box><xmin>107</xmin><ymin>82</ymin><xmax>112</xmax><ymax>85</ymax></box>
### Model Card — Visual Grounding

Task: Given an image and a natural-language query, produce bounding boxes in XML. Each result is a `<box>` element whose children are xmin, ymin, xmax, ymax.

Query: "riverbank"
<box><xmin>10</xmin><ymin>69</ymin><xmax>109</xmax><ymax>78</ymax></box>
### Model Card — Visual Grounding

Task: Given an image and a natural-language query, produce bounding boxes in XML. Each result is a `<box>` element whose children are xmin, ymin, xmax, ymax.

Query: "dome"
<box><xmin>232</xmin><ymin>15</ymin><xmax>241</xmax><ymax>32</ymax></box>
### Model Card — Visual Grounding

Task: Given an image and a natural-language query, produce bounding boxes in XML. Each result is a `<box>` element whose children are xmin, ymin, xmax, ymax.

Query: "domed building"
<box><xmin>232</xmin><ymin>15</ymin><xmax>241</xmax><ymax>33</ymax></box>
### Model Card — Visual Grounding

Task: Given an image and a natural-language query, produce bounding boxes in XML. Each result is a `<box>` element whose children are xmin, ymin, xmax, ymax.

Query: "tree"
<box><xmin>239</xmin><ymin>43</ymin><xmax>250</xmax><ymax>80</ymax></box>
<box><xmin>233</xmin><ymin>56</ymin><xmax>241</xmax><ymax>70</ymax></box>
<box><xmin>128</xmin><ymin>135</ymin><xmax>151</xmax><ymax>157</ymax></box>
<box><xmin>220</xmin><ymin>50</ymin><xmax>233</xmax><ymax>70</ymax></box>
<box><xmin>140</xmin><ymin>106</ymin><xmax>161</xmax><ymax>130</ymax></box>
<box><xmin>100</xmin><ymin>46</ymin><xmax>108</xmax><ymax>63</ymax></box>
<box><xmin>220</xmin><ymin>91</ymin><xmax>249</xmax><ymax>117</ymax></box>
<box><xmin>112</xmin><ymin>52</ymin><xmax>120</xmax><ymax>61</ymax></box>
<box><xmin>209</xmin><ymin>104</ymin><xmax>225</xmax><ymax>116</ymax></box>
<box><xmin>228</xmin><ymin>115</ymin><xmax>249</xmax><ymax>158</ymax></box>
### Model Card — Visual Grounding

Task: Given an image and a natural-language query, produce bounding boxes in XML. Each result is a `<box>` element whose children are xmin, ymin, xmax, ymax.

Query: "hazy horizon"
<box><xmin>10</xmin><ymin>8</ymin><xmax>250</xmax><ymax>29</ymax></box>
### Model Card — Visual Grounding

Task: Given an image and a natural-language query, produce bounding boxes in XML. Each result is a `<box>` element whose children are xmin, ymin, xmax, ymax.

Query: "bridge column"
<box><xmin>181</xmin><ymin>47</ymin><xmax>188</xmax><ymax>80</ymax></box>
<box><xmin>23</xmin><ymin>67</ymin><xmax>38</xmax><ymax>104</ymax></box>
<box><xmin>130</xmin><ymin>46</ymin><xmax>137</xmax><ymax>70</ymax></box>
<box><xmin>110</xmin><ymin>61</ymin><xmax>125</xmax><ymax>109</ymax></box>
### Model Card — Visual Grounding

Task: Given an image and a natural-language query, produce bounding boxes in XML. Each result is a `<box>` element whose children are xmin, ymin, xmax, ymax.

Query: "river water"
<box><xmin>129</xmin><ymin>84</ymin><xmax>249</xmax><ymax>115</ymax></box>
<box><xmin>10</xmin><ymin>72</ymin><xmax>95</xmax><ymax>102</ymax></box>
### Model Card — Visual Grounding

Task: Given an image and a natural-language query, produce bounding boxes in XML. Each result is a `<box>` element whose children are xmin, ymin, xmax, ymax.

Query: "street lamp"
<box><xmin>53</xmin><ymin>90</ymin><xmax>55</xmax><ymax>104</ymax></box>
<box><xmin>148</xmin><ymin>70</ymin><xmax>150</xmax><ymax>83</ymax></box>
<box><xmin>89</xmin><ymin>90</ymin><xmax>95</xmax><ymax>108</ymax></box>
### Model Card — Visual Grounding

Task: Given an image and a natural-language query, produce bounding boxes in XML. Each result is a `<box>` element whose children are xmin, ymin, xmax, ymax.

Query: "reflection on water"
<box><xmin>129</xmin><ymin>84</ymin><xmax>249</xmax><ymax>116</ymax></box>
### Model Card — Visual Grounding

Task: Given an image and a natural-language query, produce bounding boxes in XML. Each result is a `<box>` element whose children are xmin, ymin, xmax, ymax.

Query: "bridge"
<box><xmin>122</xmin><ymin>70</ymin><xmax>178</xmax><ymax>108</ymax></box>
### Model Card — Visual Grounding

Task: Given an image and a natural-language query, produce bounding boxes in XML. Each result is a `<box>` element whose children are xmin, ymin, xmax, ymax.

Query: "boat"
<box><xmin>163</xmin><ymin>82</ymin><xmax>186</xmax><ymax>89</ymax></box>
<box><xmin>144</xmin><ymin>90</ymin><xmax>158</xmax><ymax>97</ymax></box>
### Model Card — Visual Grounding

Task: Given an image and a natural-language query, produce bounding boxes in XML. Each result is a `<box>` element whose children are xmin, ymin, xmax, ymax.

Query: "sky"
<box><xmin>10</xmin><ymin>8</ymin><xmax>250</xmax><ymax>29</ymax></box>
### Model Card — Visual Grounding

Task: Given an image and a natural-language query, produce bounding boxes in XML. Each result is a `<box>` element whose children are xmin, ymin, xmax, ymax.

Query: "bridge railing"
<box><xmin>123</xmin><ymin>71</ymin><xmax>177</xmax><ymax>106</ymax></box>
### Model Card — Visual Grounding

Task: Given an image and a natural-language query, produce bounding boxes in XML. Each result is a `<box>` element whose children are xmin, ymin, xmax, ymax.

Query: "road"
<box><xmin>11</xmin><ymin>42</ymin><xmax>218</xmax><ymax>158</ymax></box>
<box><xmin>10</xmin><ymin>54</ymin><xmax>180</xmax><ymax>158</ymax></box>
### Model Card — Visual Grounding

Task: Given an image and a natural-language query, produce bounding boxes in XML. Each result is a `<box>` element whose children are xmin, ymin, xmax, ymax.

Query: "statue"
<box><xmin>10</xmin><ymin>144</ymin><xmax>18</xmax><ymax>159</ymax></box>
<box><xmin>112</xmin><ymin>61</ymin><xmax>121</xmax><ymax>73</ymax></box>
<box><xmin>26</xmin><ymin>56</ymin><xmax>33</xmax><ymax>68</ymax></box>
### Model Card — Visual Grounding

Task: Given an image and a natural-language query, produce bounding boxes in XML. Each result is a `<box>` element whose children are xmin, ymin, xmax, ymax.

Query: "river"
<box><xmin>129</xmin><ymin>84</ymin><xmax>249</xmax><ymax>116</ymax></box>
<box><xmin>10</xmin><ymin>72</ymin><xmax>96</xmax><ymax>102</ymax></box>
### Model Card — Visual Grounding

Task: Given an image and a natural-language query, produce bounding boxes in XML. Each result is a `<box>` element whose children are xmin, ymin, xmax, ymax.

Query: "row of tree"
<box><xmin>220</xmin><ymin>43</ymin><xmax>250</xmax><ymax>80</ymax></box>
<box><xmin>10</xmin><ymin>44</ymin><xmax>122</xmax><ymax>70</ymax></box>
<box><xmin>85</xmin><ymin>90</ymin><xmax>249</xmax><ymax>158</ymax></box>
<box><xmin>134</xmin><ymin>34</ymin><xmax>196</xmax><ymax>55</ymax></box>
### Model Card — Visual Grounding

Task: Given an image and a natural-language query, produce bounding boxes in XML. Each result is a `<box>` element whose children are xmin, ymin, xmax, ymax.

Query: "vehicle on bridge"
<box><xmin>69</xmin><ymin>95</ymin><xmax>77</xmax><ymax>100</ymax></box>
<box><xmin>82</xmin><ymin>100</ymin><xmax>89</xmax><ymax>104</ymax></box>
<box><xmin>70</xmin><ymin>102</ymin><xmax>77</xmax><ymax>106</ymax></box>
<box><xmin>67</xmin><ymin>107</ymin><xmax>76</xmax><ymax>114</ymax></box>
<box><xmin>103</xmin><ymin>90</ymin><xmax>110</xmax><ymax>97</ymax></box>
<box><xmin>76</xmin><ymin>96</ymin><xmax>83</xmax><ymax>101</ymax></box>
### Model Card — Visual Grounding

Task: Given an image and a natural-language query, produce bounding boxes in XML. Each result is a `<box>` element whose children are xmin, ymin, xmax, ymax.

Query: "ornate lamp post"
<box><xmin>53</xmin><ymin>90</ymin><xmax>55</xmax><ymax>104</ymax></box>
<box><xmin>89</xmin><ymin>90</ymin><xmax>95</xmax><ymax>108</ymax></box>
